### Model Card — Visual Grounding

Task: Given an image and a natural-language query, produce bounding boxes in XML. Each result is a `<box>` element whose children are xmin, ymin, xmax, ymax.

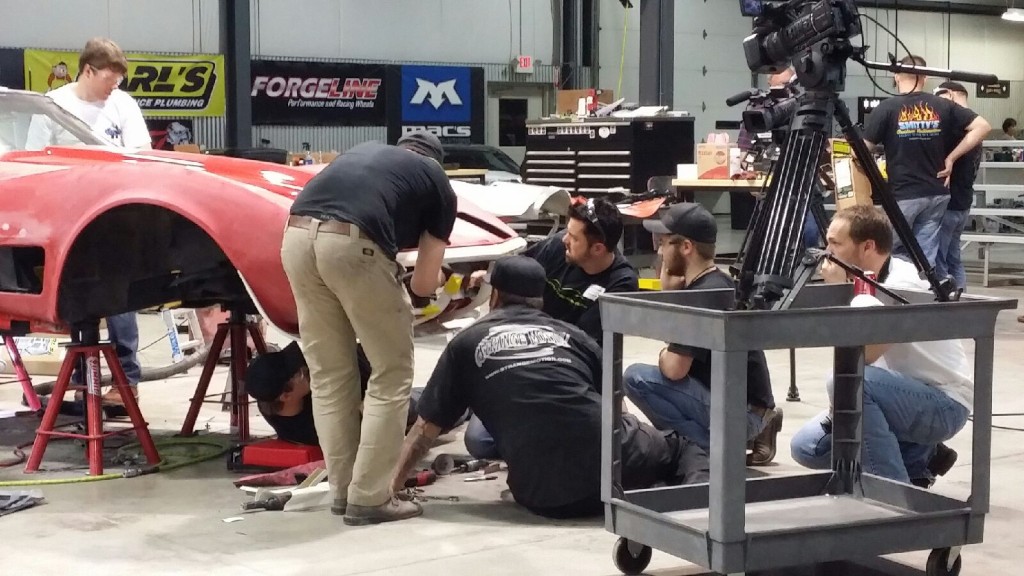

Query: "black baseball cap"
<box><xmin>245</xmin><ymin>341</ymin><xmax>305</xmax><ymax>402</ymax></box>
<box><xmin>934</xmin><ymin>81</ymin><xmax>967</xmax><ymax>96</ymax></box>
<box><xmin>643</xmin><ymin>203</ymin><xmax>718</xmax><ymax>244</ymax></box>
<box><xmin>488</xmin><ymin>256</ymin><xmax>547</xmax><ymax>298</ymax></box>
<box><xmin>397</xmin><ymin>131</ymin><xmax>445</xmax><ymax>164</ymax></box>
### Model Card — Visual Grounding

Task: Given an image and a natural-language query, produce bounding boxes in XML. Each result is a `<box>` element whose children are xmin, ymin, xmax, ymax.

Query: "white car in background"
<box><xmin>443</xmin><ymin>144</ymin><xmax>523</xmax><ymax>184</ymax></box>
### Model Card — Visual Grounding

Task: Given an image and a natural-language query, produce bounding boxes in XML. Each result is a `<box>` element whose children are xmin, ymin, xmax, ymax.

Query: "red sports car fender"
<box><xmin>0</xmin><ymin>147</ymin><xmax>522</xmax><ymax>336</ymax></box>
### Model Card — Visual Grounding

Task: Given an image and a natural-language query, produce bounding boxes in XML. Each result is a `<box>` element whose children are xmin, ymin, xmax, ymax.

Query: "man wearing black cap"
<box><xmin>281</xmin><ymin>131</ymin><xmax>456</xmax><ymax>525</ymax></box>
<box><xmin>471</xmin><ymin>198</ymin><xmax>637</xmax><ymax>345</ymax></box>
<box><xmin>246</xmin><ymin>343</ymin><xmax>462</xmax><ymax>447</ymax></box>
<box><xmin>392</xmin><ymin>256</ymin><xmax>709</xmax><ymax>519</ymax></box>
<box><xmin>622</xmin><ymin>203</ymin><xmax>781</xmax><ymax>466</ymax></box>
<box><xmin>933</xmin><ymin>82</ymin><xmax>982</xmax><ymax>291</ymax></box>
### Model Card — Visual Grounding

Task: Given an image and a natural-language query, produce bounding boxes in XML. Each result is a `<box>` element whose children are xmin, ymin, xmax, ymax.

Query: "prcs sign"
<box><xmin>387</xmin><ymin>65</ymin><xmax>485</xmax><ymax>144</ymax></box>
<box><xmin>250</xmin><ymin>60</ymin><xmax>387</xmax><ymax>126</ymax></box>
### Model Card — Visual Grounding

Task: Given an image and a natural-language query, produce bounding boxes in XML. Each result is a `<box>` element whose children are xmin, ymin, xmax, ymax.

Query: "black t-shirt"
<box><xmin>949</xmin><ymin>144</ymin><xmax>982</xmax><ymax>211</ymax></box>
<box><xmin>290</xmin><ymin>142</ymin><xmax>458</xmax><ymax>260</ymax></box>
<box><xmin>415</xmin><ymin>305</ymin><xmax>605</xmax><ymax>510</ymax></box>
<box><xmin>260</xmin><ymin>395</ymin><xmax>319</xmax><ymax>446</ymax></box>
<box><xmin>863</xmin><ymin>93</ymin><xmax>977</xmax><ymax>200</ymax></box>
<box><xmin>524</xmin><ymin>231</ymin><xmax>639</xmax><ymax>345</ymax></box>
<box><xmin>665</xmin><ymin>269</ymin><xmax>775</xmax><ymax>409</ymax></box>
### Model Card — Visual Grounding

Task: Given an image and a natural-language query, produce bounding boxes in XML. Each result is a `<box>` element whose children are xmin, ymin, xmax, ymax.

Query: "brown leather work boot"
<box><xmin>343</xmin><ymin>496</ymin><xmax>423</xmax><ymax>526</ymax></box>
<box><xmin>101</xmin><ymin>387</ymin><xmax>139</xmax><ymax>418</ymax></box>
<box><xmin>747</xmin><ymin>407</ymin><xmax>783</xmax><ymax>466</ymax></box>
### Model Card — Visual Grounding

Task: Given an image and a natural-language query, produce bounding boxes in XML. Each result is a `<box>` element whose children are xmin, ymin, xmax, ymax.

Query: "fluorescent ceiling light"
<box><xmin>1003</xmin><ymin>8</ymin><xmax>1024</xmax><ymax>22</ymax></box>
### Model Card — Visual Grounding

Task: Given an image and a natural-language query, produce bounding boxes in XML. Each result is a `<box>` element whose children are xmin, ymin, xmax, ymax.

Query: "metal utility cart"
<box><xmin>599</xmin><ymin>284</ymin><xmax>1015</xmax><ymax>576</ymax></box>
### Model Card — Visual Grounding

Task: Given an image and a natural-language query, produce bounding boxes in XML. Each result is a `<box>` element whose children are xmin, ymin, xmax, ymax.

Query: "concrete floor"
<box><xmin>2</xmin><ymin>233</ymin><xmax>1024</xmax><ymax>575</ymax></box>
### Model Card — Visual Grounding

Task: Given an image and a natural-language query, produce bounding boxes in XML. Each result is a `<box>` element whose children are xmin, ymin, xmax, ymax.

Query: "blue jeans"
<box><xmin>622</xmin><ymin>363</ymin><xmax>765</xmax><ymax>453</ymax></box>
<box><xmin>790</xmin><ymin>366</ymin><xmax>969</xmax><ymax>484</ymax></box>
<box><xmin>936</xmin><ymin>209</ymin><xmax>970</xmax><ymax>290</ymax></box>
<box><xmin>464</xmin><ymin>415</ymin><xmax>500</xmax><ymax>460</ymax></box>
<box><xmin>893</xmin><ymin>196</ymin><xmax>950</xmax><ymax>268</ymax></box>
<box><xmin>73</xmin><ymin>312</ymin><xmax>141</xmax><ymax>387</ymax></box>
<box><xmin>803</xmin><ymin>212</ymin><xmax>821</xmax><ymax>250</ymax></box>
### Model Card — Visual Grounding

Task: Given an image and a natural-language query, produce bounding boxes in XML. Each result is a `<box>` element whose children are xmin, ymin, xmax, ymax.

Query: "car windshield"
<box><xmin>0</xmin><ymin>89</ymin><xmax>106</xmax><ymax>153</ymax></box>
<box><xmin>445</xmin><ymin>147</ymin><xmax>521</xmax><ymax>173</ymax></box>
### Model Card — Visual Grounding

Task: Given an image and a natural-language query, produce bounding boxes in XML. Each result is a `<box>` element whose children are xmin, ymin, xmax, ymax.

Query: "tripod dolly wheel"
<box><xmin>926</xmin><ymin>548</ymin><xmax>962</xmax><ymax>576</ymax></box>
<box><xmin>613</xmin><ymin>537</ymin><xmax>652</xmax><ymax>575</ymax></box>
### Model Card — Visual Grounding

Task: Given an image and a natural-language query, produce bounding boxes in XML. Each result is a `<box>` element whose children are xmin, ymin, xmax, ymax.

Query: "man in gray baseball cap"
<box><xmin>628</xmin><ymin>203</ymin><xmax>782</xmax><ymax>466</ymax></box>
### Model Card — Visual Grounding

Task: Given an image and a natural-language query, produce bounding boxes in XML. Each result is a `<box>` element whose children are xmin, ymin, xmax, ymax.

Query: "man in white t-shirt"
<box><xmin>790</xmin><ymin>205</ymin><xmax>971</xmax><ymax>487</ymax></box>
<box><xmin>26</xmin><ymin>38</ymin><xmax>152</xmax><ymax>413</ymax></box>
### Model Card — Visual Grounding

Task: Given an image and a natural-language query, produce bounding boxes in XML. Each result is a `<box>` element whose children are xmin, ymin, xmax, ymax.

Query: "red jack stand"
<box><xmin>24</xmin><ymin>325</ymin><xmax>160</xmax><ymax>476</ymax></box>
<box><xmin>2</xmin><ymin>334</ymin><xmax>40</xmax><ymax>412</ymax></box>
<box><xmin>179</xmin><ymin>309</ymin><xmax>267</xmax><ymax>441</ymax></box>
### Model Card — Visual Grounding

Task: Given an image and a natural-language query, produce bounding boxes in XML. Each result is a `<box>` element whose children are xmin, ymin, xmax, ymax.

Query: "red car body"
<box><xmin>0</xmin><ymin>89</ymin><xmax>524</xmax><ymax>337</ymax></box>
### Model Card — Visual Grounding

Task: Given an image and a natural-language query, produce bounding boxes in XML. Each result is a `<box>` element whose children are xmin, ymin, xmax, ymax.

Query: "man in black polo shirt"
<box><xmin>862</xmin><ymin>55</ymin><xmax>990</xmax><ymax>267</ymax></box>
<box><xmin>480</xmin><ymin>198</ymin><xmax>638</xmax><ymax>345</ymax></box>
<box><xmin>281</xmin><ymin>131</ymin><xmax>456</xmax><ymax>526</ymax></box>
<box><xmin>393</xmin><ymin>256</ymin><xmax>709</xmax><ymax>519</ymax></box>
<box><xmin>622</xmin><ymin>203</ymin><xmax>781</xmax><ymax>465</ymax></box>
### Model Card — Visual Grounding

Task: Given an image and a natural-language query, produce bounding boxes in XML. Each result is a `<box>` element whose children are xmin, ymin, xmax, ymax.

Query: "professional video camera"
<box><xmin>729</xmin><ymin>0</ymin><xmax>999</xmax><ymax>310</ymax></box>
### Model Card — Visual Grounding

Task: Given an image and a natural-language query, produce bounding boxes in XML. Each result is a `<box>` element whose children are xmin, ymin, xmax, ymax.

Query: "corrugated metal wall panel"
<box><xmin>192</xmin><ymin>116</ymin><xmax>227</xmax><ymax>149</ymax></box>
<box><xmin>251</xmin><ymin>125</ymin><xmax>387</xmax><ymax>153</ymax></box>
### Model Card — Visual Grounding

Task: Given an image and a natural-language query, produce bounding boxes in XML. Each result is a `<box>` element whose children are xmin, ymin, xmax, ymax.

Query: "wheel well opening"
<box><xmin>57</xmin><ymin>204</ymin><xmax>253</xmax><ymax>323</ymax></box>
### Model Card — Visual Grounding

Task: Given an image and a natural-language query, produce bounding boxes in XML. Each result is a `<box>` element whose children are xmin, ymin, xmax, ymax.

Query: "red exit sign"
<box><xmin>514</xmin><ymin>55</ymin><xmax>534</xmax><ymax>74</ymax></box>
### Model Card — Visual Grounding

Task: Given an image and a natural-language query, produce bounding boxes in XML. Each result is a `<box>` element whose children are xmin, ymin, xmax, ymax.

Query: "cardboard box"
<box><xmin>830</xmin><ymin>138</ymin><xmax>883</xmax><ymax>209</ymax></box>
<box><xmin>1</xmin><ymin>335</ymin><xmax>69</xmax><ymax>376</ymax></box>
<box><xmin>833</xmin><ymin>157</ymin><xmax>873</xmax><ymax>210</ymax></box>
<box><xmin>555</xmin><ymin>89</ymin><xmax>615</xmax><ymax>115</ymax></box>
<box><xmin>696</xmin><ymin>143</ymin><xmax>736</xmax><ymax>179</ymax></box>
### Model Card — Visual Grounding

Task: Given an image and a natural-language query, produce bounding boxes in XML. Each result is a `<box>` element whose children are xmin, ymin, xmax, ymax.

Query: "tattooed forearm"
<box><xmin>391</xmin><ymin>418</ymin><xmax>442</xmax><ymax>493</ymax></box>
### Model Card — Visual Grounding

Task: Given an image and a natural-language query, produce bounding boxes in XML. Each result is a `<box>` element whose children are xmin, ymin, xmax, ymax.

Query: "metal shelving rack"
<box><xmin>599</xmin><ymin>284</ymin><xmax>1016</xmax><ymax>576</ymax></box>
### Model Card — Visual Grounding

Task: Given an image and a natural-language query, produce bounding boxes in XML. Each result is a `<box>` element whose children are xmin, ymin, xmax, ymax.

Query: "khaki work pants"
<box><xmin>280</xmin><ymin>221</ymin><xmax>414</xmax><ymax>507</ymax></box>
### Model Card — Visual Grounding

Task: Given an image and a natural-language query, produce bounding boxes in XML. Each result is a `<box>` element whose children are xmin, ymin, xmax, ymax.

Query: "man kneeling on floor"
<box><xmin>246</xmin><ymin>343</ymin><xmax>463</xmax><ymax>446</ymax></box>
<box><xmin>622</xmin><ymin>203</ymin><xmax>782</xmax><ymax>466</ymax></box>
<box><xmin>790</xmin><ymin>205</ymin><xmax>967</xmax><ymax>487</ymax></box>
<box><xmin>391</xmin><ymin>256</ymin><xmax>710</xmax><ymax>519</ymax></box>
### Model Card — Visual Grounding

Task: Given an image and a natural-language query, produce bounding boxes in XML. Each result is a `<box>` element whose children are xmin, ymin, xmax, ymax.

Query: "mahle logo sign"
<box><xmin>401</xmin><ymin>65</ymin><xmax>470</xmax><ymax>123</ymax></box>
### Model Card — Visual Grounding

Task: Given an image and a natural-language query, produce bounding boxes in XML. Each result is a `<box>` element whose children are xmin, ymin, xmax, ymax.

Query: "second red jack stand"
<box><xmin>2</xmin><ymin>334</ymin><xmax>40</xmax><ymax>412</ymax></box>
<box><xmin>179</xmin><ymin>309</ymin><xmax>268</xmax><ymax>441</ymax></box>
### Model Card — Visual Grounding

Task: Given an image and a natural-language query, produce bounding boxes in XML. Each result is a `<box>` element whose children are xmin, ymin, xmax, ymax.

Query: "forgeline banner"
<box><xmin>23</xmin><ymin>49</ymin><xmax>225</xmax><ymax>117</ymax></box>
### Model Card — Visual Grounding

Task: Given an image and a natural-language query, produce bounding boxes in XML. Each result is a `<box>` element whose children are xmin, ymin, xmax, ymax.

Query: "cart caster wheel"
<box><xmin>613</xmin><ymin>537</ymin><xmax>652</xmax><ymax>575</ymax></box>
<box><xmin>926</xmin><ymin>548</ymin><xmax>962</xmax><ymax>576</ymax></box>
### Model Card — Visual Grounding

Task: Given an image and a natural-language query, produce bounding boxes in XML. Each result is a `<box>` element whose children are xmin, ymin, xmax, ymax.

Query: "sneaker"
<box><xmin>343</xmin><ymin>496</ymin><xmax>423</xmax><ymax>526</ymax></box>
<box><xmin>331</xmin><ymin>499</ymin><xmax>347</xmax><ymax>516</ymax></box>
<box><xmin>747</xmin><ymin>407</ymin><xmax>783</xmax><ymax>466</ymax></box>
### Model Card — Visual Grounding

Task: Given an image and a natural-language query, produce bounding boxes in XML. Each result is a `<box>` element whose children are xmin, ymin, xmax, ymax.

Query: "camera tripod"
<box><xmin>732</xmin><ymin>39</ymin><xmax>997</xmax><ymax>311</ymax></box>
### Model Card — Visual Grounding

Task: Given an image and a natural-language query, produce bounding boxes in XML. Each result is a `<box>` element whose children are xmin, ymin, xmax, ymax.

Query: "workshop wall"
<box><xmin>599</xmin><ymin>1</ymin><xmax>1024</xmax><ymax>142</ymax></box>
<box><xmin>0</xmin><ymin>0</ymin><xmax>555</xmax><ymax>65</ymax></box>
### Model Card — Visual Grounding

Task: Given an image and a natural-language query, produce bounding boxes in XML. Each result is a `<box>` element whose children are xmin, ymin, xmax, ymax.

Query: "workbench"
<box><xmin>600</xmin><ymin>283</ymin><xmax>1015</xmax><ymax>576</ymax></box>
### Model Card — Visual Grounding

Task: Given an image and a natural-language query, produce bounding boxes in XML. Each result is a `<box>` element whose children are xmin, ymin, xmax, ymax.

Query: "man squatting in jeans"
<box><xmin>392</xmin><ymin>256</ymin><xmax>709</xmax><ymax>519</ymax></box>
<box><xmin>790</xmin><ymin>206</ymin><xmax>970</xmax><ymax>487</ymax></box>
<box><xmin>621</xmin><ymin>203</ymin><xmax>783</xmax><ymax>466</ymax></box>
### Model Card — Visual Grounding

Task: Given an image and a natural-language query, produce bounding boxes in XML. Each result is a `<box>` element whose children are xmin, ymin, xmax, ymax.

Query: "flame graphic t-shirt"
<box><xmin>864</xmin><ymin>92</ymin><xmax>977</xmax><ymax>200</ymax></box>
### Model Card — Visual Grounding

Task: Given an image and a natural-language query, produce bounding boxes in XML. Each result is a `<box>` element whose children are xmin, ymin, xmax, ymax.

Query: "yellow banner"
<box><xmin>24</xmin><ymin>49</ymin><xmax>225</xmax><ymax>117</ymax></box>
